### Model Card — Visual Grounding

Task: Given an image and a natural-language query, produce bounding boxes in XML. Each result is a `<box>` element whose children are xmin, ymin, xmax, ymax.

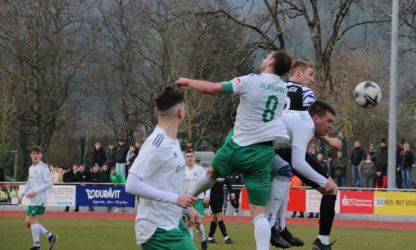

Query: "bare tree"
<box><xmin>0</xmin><ymin>0</ymin><xmax>91</xmax><ymax>179</ymax></box>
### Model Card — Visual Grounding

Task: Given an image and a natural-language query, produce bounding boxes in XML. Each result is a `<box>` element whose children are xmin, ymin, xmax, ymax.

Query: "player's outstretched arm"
<box><xmin>126</xmin><ymin>173</ymin><xmax>196</xmax><ymax>208</ymax></box>
<box><xmin>176</xmin><ymin>77</ymin><xmax>222</xmax><ymax>94</ymax></box>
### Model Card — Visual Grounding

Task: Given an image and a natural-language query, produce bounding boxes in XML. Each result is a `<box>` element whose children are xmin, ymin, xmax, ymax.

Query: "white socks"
<box><xmin>188</xmin><ymin>227</ymin><xmax>194</xmax><ymax>239</ymax></box>
<box><xmin>31</xmin><ymin>224</ymin><xmax>40</xmax><ymax>247</ymax></box>
<box><xmin>277</xmin><ymin>188</ymin><xmax>289</xmax><ymax>231</ymax></box>
<box><xmin>31</xmin><ymin>223</ymin><xmax>52</xmax><ymax>247</ymax></box>
<box><xmin>318</xmin><ymin>235</ymin><xmax>330</xmax><ymax>245</ymax></box>
<box><xmin>188</xmin><ymin>224</ymin><xmax>206</xmax><ymax>242</ymax></box>
<box><xmin>197</xmin><ymin>224</ymin><xmax>206</xmax><ymax>241</ymax></box>
<box><xmin>38</xmin><ymin>223</ymin><xmax>52</xmax><ymax>237</ymax></box>
<box><xmin>253</xmin><ymin>214</ymin><xmax>271</xmax><ymax>250</ymax></box>
<box><xmin>266</xmin><ymin>176</ymin><xmax>290</xmax><ymax>228</ymax></box>
<box><xmin>190</xmin><ymin>171</ymin><xmax>216</xmax><ymax>197</ymax></box>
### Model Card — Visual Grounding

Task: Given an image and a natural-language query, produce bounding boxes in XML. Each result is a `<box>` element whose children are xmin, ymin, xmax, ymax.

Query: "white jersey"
<box><xmin>129</xmin><ymin>127</ymin><xmax>185</xmax><ymax>244</ymax></box>
<box><xmin>275</xmin><ymin>110</ymin><xmax>328</xmax><ymax>187</ymax></box>
<box><xmin>222</xmin><ymin>73</ymin><xmax>288</xmax><ymax>146</ymax></box>
<box><xmin>277</xmin><ymin>110</ymin><xmax>315</xmax><ymax>151</ymax></box>
<box><xmin>184</xmin><ymin>164</ymin><xmax>207</xmax><ymax>199</ymax></box>
<box><xmin>26</xmin><ymin>161</ymin><xmax>52</xmax><ymax>205</ymax></box>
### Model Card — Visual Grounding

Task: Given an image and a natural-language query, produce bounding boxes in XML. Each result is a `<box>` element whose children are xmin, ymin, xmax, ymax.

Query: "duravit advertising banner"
<box><xmin>76</xmin><ymin>184</ymin><xmax>134</xmax><ymax>207</ymax></box>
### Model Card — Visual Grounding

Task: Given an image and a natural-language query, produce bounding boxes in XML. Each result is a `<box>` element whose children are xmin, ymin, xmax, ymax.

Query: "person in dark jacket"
<box><xmin>106</xmin><ymin>142</ymin><xmax>117</xmax><ymax>168</ymax></box>
<box><xmin>63</xmin><ymin>166</ymin><xmax>77</xmax><ymax>212</ymax></box>
<box><xmin>114</xmin><ymin>139</ymin><xmax>129</xmax><ymax>179</ymax></box>
<box><xmin>91</xmin><ymin>165</ymin><xmax>107</xmax><ymax>183</ymax></box>
<box><xmin>100</xmin><ymin>163</ymin><xmax>111</xmax><ymax>182</ymax></box>
<box><xmin>350</xmin><ymin>140</ymin><xmax>365</xmax><ymax>188</ymax></box>
<box><xmin>375</xmin><ymin>139</ymin><xmax>388</xmax><ymax>188</ymax></box>
<box><xmin>90</xmin><ymin>142</ymin><xmax>107</xmax><ymax>168</ymax></box>
<box><xmin>76</xmin><ymin>165</ymin><xmax>91</xmax><ymax>182</ymax></box>
<box><xmin>399</xmin><ymin>143</ymin><xmax>414</xmax><ymax>189</ymax></box>
<box><xmin>332</xmin><ymin>151</ymin><xmax>347</xmax><ymax>187</ymax></box>
<box><xmin>396</xmin><ymin>144</ymin><xmax>403</xmax><ymax>189</ymax></box>
<box><xmin>360</xmin><ymin>153</ymin><xmax>376</xmax><ymax>188</ymax></box>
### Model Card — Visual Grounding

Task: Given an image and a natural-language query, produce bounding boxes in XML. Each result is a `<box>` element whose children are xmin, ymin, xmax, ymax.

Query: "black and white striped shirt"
<box><xmin>285</xmin><ymin>81</ymin><xmax>316</xmax><ymax>111</ymax></box>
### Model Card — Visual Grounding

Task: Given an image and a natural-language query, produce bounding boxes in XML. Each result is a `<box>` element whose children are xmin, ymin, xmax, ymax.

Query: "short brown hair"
<box><xmin>308</xmin><ymin>100</ymin><xmax>336</xmax><ymax>117</ymax></box>
<box><xmin>30</xmin><ymin>146</ymin><xmax>43</xmax><ymax>154</ymax></box>
<box><xmin>271</xmin><ymin>50</ymin><xmax>293</xmax><ymax>76</ymax></box>
<box><xmin>289</xmin><ymin>59</ymin><xmax>314</xmax><ymax>77</ymax></box>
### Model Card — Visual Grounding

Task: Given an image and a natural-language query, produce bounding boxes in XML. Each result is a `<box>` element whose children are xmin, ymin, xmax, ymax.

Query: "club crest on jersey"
<box><xmin>232</xmin><ymin>77</ymin><xmax>241</xmax><ymax>84</ymax></box>
<box><xmin>176</xmin><ymin>165</ymin><xmax>185</xmax><ymax>173</ymax></box>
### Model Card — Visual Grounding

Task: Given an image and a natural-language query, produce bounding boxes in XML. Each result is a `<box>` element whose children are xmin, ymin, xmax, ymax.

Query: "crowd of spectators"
<box><xmin>308</xmin><ymin>139</ymin><xmax>414</xmax><ymax>190</ymax></box>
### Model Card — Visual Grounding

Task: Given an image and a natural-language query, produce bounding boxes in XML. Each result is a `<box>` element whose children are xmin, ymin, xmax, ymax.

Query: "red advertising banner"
<box><xmin>339</xmin><ymin>190</ymin><xmax>374</xmax><ymax>214</ymax></box>
<box><xmin>287</xmin><ymin>189</ymin><xmax>306</xmax><ymax>212</ymax></box>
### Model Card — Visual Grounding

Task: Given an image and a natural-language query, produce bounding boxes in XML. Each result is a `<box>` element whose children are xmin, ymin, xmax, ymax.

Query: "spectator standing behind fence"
<box><xmin>350</xmin><ymin>140</ymin><xmax>365</xmax><ymax>188</ymax></box>
<box><xmin>396</xmin><ymin>144</ymin><xmax>403</xmax><ymax>189</ymax></box>
<box><xmin>126</xmin><ymin>145</ymin><xmax>137</xmax><ymax>172</ymax></box>
<box><xmin>51</xmin><ymin>165</ymin><xmax>63</xmax><ymax>183</ymax></box>
<box><xmin>106</xmin><ymin>142</ymin><xmax>117</xmax><ymax>168</ymax></box>
<box><xmin>108</xmin><ymin>166</ymin><xmax>126</xmax><ymax>212</ymax></box>
<box><xmin>400</xmin><ymin>143</ymin><xmax>414</xmax><ymax>189</ymax></box>
<box><xmin>374</xmin><ymin>139</ymin><xmax>388</xmax><ymax>188</ymax></box>
<box><xmin>360</xmin><ymin>153</ymin><xmax>376</xmax><ymax>188</ymax></box>
<box><xmin>90</xmin><ymin>165</ymin><xmax>106</xmax><ymax>212</ymax></box>
<box><xmin>109</xmin><ymin>165</ymin><xmax>126</xmax><ymax>184</ymax></box>
<box><xmin>101</xmin><ymin>164</ymin><xmax>111</xmax><ymax>182</ymax></box>
<box><xmin>90</xmin><ymin>142</ymin><xmax>107</xmax><ymax>169</ymax></box>
<box><xmin>91</xmin><ymin>165</ymin><xmax>107</xmax><ymax>183</ymax></box>
<box><xmin>332</xmin><ymin>151</ymin><xmax>347</xmax><ymax>187</ymax></box>
<box><xmin>63</xmin><ymin>166</ymin><xmax>77</xmax><ymax>212</ymax></box>
<box><xmin>76</xmin><ymin>165</ymin><xmax>91</xmax><ymax>183</ymax></box>
<box><xmin>115</xmin><ymin>139</ymin><xmax>129</xmax><ymax>179</ymax></box>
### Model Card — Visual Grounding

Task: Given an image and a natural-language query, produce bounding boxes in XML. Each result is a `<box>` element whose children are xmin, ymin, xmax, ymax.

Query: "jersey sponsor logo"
<box><xmin>287</xmin><ymin>86</ymin><xmax>299</xmax><ymax>92</ymax></box>
<box><xmin>259</xmin><ymin>82</ymin><xmax>286</xmax><ymax>93</ymax></box>
<box><xmin>341</xmin><ymin>195</ymin><xmax>372</xmax><ymax>207</ymax></box>
<box><xmin>85</xmin><ymin>187</ymin><xmax>121</xmax><ymax>199</ymax></box>
<box><xmin>152</xmin><ymin>134</ymin><xmax>164</xmax><ymax>147</ymax></box>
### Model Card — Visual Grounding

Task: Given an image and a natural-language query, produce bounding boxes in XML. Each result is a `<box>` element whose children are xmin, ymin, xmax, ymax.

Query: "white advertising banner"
<box><xmin>19</xmin><ymin>185</ymin><xmax>76</xmax><ymax>206</ymax></box>
<box><xmin>306</xmin><ymin>189</ymin><xmax>322</xmax><ymax>213</ymax></box>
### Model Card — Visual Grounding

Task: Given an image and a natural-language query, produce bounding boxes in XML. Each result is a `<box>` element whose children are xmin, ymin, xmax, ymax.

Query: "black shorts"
<box><xmin>277</xmin><ymin>148</ymin><xmax>329</xmax><ymax>189</ymax></box>
<box><xmin>209</xmin><ymin>192</ymin><xmax>224</xmax><ymax>214</ymax></box>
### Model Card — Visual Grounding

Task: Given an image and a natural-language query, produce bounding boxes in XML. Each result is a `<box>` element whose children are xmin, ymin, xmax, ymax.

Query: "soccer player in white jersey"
<box><xmin>176</xmin><ymin>50</ymin><xmax>293</xmax><ymax>250</ymax></box>
<box><xmin>18</xmin><ymin>146</ymin><xmax>58</xmax><ymax>250</ymax></box>
<box><xmin>125</xmin><ymin>87</ymin><xmax>200</xmax><ymax>250</ymax></box>
<box><xmin>184</xmin><ymin>150</ymin><xmax>209</xmax><ymax>250</ymax></box>
<box><xmin>267</xmin><ymin>100</ymin><xmax>338</xmax><ymax>250</ymax></box>
<box><xmin>268</xmin><ymin>60</ymin><xmax>341</xmax><ymax>249</ymax></box>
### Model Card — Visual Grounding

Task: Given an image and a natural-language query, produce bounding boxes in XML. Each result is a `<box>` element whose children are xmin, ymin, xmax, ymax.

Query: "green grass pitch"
<box><xmin>0</xmin><ymin>217</ymin><xmax>414</xmax><ymax>250</ymax></box>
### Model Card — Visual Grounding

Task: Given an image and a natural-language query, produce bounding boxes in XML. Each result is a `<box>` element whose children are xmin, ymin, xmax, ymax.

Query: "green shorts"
<box><xmin>213</xmin><ymin>131</ymin><xmax>275</xmax><ymax>206</ymax></box>
<box><xmin>26</xmin><ymin>205</ymin><xmax>46</xmax><ymax>216</ymax></box>
<box><xmin>141</xmin><ymin>219</ymin><xmax>197</xmax><ymax>250</ymax></box>
<box><xmin>193</xmin><ymin>199</ymin><xmax>205</xmax><ymax>218</ymax></box>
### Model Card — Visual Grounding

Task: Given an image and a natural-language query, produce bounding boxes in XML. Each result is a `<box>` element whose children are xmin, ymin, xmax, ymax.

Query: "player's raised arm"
<box><xmin>176</xmin><ymin>77</ymin><xmax>223</xmax><ymax>94</ymax></box>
